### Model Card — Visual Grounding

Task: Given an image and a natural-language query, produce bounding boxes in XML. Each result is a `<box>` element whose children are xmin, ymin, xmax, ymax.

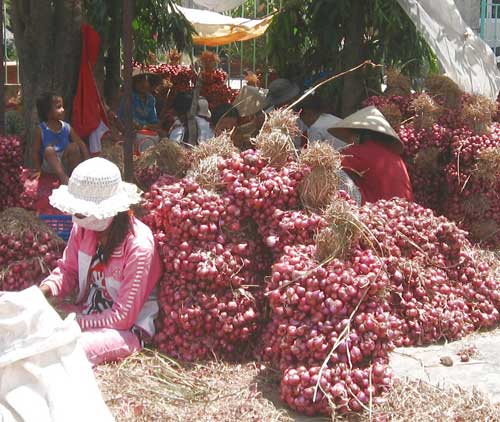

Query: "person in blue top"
<box><xmin>33</xmin><ymin>92</ymin><xmax>90</xmax><ymax>184</ymax></box>
<box><xmin>119</xmin><ymin>74</ymin><xmax>160</xmax><ymax>131</ymax></box>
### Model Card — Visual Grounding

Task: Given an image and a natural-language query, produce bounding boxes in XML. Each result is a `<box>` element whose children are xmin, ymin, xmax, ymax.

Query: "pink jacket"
<box><xmin>41</xmin><ymin>216</ymin><xmax>162</xmax><ymax>337</ymax></box>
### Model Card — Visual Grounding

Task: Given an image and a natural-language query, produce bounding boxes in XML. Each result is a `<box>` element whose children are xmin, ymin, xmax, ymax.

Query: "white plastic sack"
<box><xmin>0</xmin><ymin>287</ymin><xmax>114</xmax><ymax>422</ymax></box>
<box><xmin>397</xmin><ymin>0</ymin><xmax>500</xmax><ymax>100</ymax></box>
<box><xmin>192</xmin><ymin>0</ymin><xmax>246</xmax><ymax>12</ymax></box>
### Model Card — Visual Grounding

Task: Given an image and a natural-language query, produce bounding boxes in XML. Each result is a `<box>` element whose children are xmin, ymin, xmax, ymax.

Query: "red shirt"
<box><xmin>341</xmin><ymin>139</ymin><xmax>413</xmax><ymax>204</ymax></box>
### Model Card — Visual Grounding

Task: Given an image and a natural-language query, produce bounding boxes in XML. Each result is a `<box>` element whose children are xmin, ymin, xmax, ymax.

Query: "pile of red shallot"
<box><xmin>0</xmin><ymin>208</ymin><xmax>65</xmax><ymax>291</ymax></box>
<box><xmin>142</xmin><ymin>176</ymin><xmax>269</xmax><ymax>361</ymax></box>
<box><xmin>365</xmin><ymin>76</ymin><xmax>500</xmax><ymax>249</ymax></box>
<box><xmin>0</xmin><ymin>136</ymin><xmax>24</xmax><ymax>212</ymax></box>
<box><xmin>136</xmin><ymin>60</ymin><xmax>236</xmax><ymax>117</ymax></box>
<box><xmin>261</xmin><ymin>199</ymin><xmax>500</xmax><ymax>415</ymax></box>
<box><xmin>139</xmin><ymin>109</ymin><xmax>500</xmax><ymax>417</ymax></box>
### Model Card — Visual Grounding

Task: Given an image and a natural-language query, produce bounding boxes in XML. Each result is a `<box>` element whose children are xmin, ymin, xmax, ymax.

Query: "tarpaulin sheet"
<box><xmin>192</xmin><ymin>0</ymin><xmax>246</xmax><ymax>12</ymax></box>
<box><xmin>178</xmin><ymin>6</ymin><xmax>274</xmax><ymax>47</ymax></box>
<box><xmin>396</xmin><ymin>0</ymin><xmax>500</xmax><ymax>100</ymax></box>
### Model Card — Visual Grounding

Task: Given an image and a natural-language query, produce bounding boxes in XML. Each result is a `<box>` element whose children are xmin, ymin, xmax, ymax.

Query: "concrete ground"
<box><xmin>390</xmin><ymin>329</ymin><xmax>500</xmax><ymax>402</ymax></box>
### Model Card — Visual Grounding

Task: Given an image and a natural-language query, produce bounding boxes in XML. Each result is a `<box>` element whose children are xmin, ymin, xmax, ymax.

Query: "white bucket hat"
<box><xmin>328</xmin><ymin>106</ymin><xmax>403</xmax><ymax>153</ymax></box>
<box><xmin>49</xmin><ymin>157</ymin><xmax>142</xmax><ymax>219</ymax></box>
<box><xmin>197</xmin><ymin>97</ymin><xmax>211</xmax><ymax>119</ymax></box>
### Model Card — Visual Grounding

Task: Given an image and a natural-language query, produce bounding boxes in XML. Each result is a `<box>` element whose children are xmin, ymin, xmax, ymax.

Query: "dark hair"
<box><xmin>101</xmin><ymin>211</ymin><xmax>132</xmax><ymax>263</ymax></box>
<box><xmin>211</xmin><ymin>103</ymin><xmax>239</xmax><ymax>126</ymax></box>
<box><xmin>172</xmin><ymin>92</ymin><xmax>193</xmax><ymax>116</ymax></box>
<box><xmin>358</xmin><ymin>129</ymin><xmax>394</xmax><ymax>144</ymax></box>
<box><xmin>132</xmin><ymin>74</ymin><xmax>149</xmax><ymax>91</ymax></box>
<box><xmin>36</xmin><ymin>92</ymin><xmax>58</xmax><ymax>122</ymax></box>
<box><xmin>300</xmin><ymin>94</ymin><xmax>322</xmax><ymax>112</ymax></box>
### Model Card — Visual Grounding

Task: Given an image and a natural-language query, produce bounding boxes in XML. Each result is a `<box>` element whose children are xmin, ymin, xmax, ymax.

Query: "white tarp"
<box><xmin>178</xmin><ymin>6</ymin><xmax>274</xmax><ymax>46</ymax></box>
<box><xmin>397</xmin><ymin>0</ymin><xmax>500</xmax><ymax>100</ymax></box>
<box><xmin>192</xmin><ymin>0</ymin><xmax>246</xmax><ymax>12</ymax></box>
<box><xmin>0</xmin><ymin>287</ymin><xmax>114</xmax><ymax>422</ymax></box>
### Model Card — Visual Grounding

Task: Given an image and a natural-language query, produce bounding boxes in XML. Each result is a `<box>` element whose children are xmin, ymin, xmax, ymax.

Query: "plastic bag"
<box><xmin>0</xmin><ymin>286</ymin><xmax>114</xmax><ymax>422</ymax></box>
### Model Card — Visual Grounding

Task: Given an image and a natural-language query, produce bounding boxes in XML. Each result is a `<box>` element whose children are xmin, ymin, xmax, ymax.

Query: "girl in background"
<box><xmin>33</xmin><ymin>92</ymin><xmax>89</xmax><ymax>184</ymax></box>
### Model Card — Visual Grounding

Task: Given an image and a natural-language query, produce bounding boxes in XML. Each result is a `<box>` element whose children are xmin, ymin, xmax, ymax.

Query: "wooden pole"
<box><xmin>0</xmin><ymin>0</ymin><xmax>5</xmax><ymax>136</ymax></box>
<box><xmin>122</xmin><ymin>0</ymin><xmax>134</xmax><ymax>181</ymax></box>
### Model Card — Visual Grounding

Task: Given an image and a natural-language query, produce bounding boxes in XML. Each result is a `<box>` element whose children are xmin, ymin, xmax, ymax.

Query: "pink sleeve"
<box><xmin>76</xmin><ymin>237</ymin><xmax>158</xmax><ymax>331</ymax></box>
<box><xmin>40</xmin><ymin>226</ymin><xmax>80</xmax><ymax>298</ymax></box>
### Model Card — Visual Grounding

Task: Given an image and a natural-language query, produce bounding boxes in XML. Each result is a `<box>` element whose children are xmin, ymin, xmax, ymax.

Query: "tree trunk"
<box><xmin>341</xmin><ymin>0</ymin><xmax>366</xmax><ymax>117</ymax></box>
<box><xmin>0</xmin><ymin>0</ymin><xmax>5</xmax><ymax>135</ymax></box>
<box><xmin>10</xmin><ymin>0</ymin><xmax>82</xmax><ymax>166</ymax></box>
<box><xmin>104</xmin><ymin>0</ymin><xmax>122</xmax><ymax>109</ymax></box>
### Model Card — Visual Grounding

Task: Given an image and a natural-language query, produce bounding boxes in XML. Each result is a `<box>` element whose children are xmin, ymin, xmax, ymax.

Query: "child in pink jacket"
<box><xmin>39</xmin><ymin>157</ymin><xmax>162</xmax><ymax>366</ymax></box>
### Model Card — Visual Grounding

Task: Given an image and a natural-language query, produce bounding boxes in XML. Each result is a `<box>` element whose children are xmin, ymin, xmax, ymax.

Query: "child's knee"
<box><xmin>44</xmin><ymin>145</ymin><xmax>57</xmax><ymax>158</ymax></box>
<box><xmin>66</xmin><ymin>142</ymin><xmax>80</xmax><ymax>154</ymax></box>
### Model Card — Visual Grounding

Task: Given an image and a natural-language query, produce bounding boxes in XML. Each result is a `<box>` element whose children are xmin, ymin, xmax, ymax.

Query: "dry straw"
<box><xmin>186</xmin><ymin>155</ymin><xmax>222</xmax><ymax>191</ymax></box>
<box><xmin>379</xmin><ymin>103</ymin><xmax>403</xmax><ymax>129</ymax></box>
<box><xmin>425</xmin><ymin>75</ymin><xmax>463</xmax><ymax>109</ymax></box>
<box><xmin>462</xmin><ymin>95</ymin><xmax>497</xmax><ymax>135</ymax></box>
<box><xmin>385</xmin><ymin>68</ymin><xmax>412</xmax><ymax>97</ymax></box>
<box><xmin>135</xmin><ymin>139</ymin><xmax>191</xmax><ymax>178</ymax></box>
<box><xmin>254</xmin><ymin>128</ymin><xmax>296</xmax><ymax>168</ymax></box>
<box><xmin>0</xmin><ymin>207</ymin><xmax>61</xmax><ymax>239</ymax></box>
<box><xmin>315</xmin><ymin>200</ymin><xmax>362</xmax><ymax>262</ymax></box>
<box><xmin>411</xmin><ymin>93</ymin><xmax>442</xmax><ymax>130</ymax></box>
<box><xmin>96</xmin><ymin>351</ymin><xmax>292</xmax><ymax>422</ymax></box>
<box><xmin>298</xmin><ymin>143</ymin><xmax>342</xmax><ymax>211</ymax></box>
<box><xmin>190</xmin><ymin>132</ymin><xmax>238</xmax><ymax>167</ymax></box>
<box><xmin>363</xmin><ymin>378</ymin><xmax>500</xmax><ymax>422</ymax></box>
<box><xmin>475</xmin><ymin>147</ymin><xmax>500</xmax><ymax>186</ymax></box>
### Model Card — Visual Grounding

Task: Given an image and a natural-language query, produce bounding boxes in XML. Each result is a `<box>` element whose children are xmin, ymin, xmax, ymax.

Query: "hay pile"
<box><xmin>425</xmin><ymin>75</ymin><xmax>463</xmax><ymax>109</ymax></box>
<box><xmin>411</xmin><ymin>93</ymin><xmax>442</xmax><ymax>130</ymax></box>
<box><xmin>364</xmin><ymin>378</ymin><xmax>500</xmax><ymax>422</ymax></box>
<box><xmin>96</xmin><ymin>351</ymin><xmax>293</xmax><ymax>422</ymax></box>
<box><xmin>462</xmin><ymin>95</ymin><xmax>497</xmax><ymax>135</ymax></box>
<box><xmin>187</xmin><ymin>133</ymin><xmax>239</xmax><ymax>190</ymax></box>
<box><xmin>298</xmin><ymin>143</ymin><xmax>342</xmax><ymax>210</ymax></box>
<box><xmin>385</xmin><ymin>68</ymin><xmax>412</xmax><ymax>97</ymax></box>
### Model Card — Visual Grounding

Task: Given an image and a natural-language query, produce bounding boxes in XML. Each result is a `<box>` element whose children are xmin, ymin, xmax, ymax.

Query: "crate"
<box><xmin>39</xmin><ymin>214</ymin><xmax>73</xmax><ymax>242</ymax></box>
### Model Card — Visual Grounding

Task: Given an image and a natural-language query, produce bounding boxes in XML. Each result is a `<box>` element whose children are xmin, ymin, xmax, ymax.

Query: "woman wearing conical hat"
<box><xmin>328</xmin><ymin>106</ymin><xmax>413</xmax><ymax>204</ymax></box>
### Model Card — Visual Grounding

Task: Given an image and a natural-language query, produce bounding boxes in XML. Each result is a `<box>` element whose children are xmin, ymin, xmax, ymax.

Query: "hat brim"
<box><xmin>49</xmin><ymin>182</ymin><xmax>142</xmax><ymax>219</ymax></box>
<box><xmin>329</xmin><ymin>126</ymin><xmax>404</xmax><ymax>155</ymax></box>
<box><xmin>265</xmin><ymin>84</ymin><xmax>300</xmax><ymax>109</ymax></box>
<box><xmin>328</xmin><ymin>106</ymin><xmax>404</xmax><ymax>154</ymax></box>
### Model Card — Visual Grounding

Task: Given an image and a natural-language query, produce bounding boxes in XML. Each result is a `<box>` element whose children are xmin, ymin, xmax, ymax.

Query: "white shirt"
<box><xmin>169</xmin><ymin>118</ymin><xmax>185</xmax><ymax>143</ymax></box>
<box><xmin>307</xmin><ymin>113</ymin><xmax>346</xmax><ymax>151</ymax></box>
<box><xmin>195</xmin><ymin>116</ymin><xmax>214</xmax><ymax>144</ymax></box>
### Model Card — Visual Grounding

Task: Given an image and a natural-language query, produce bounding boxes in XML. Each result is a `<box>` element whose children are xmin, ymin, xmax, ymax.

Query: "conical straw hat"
<box><xmin>328</xmin><ymin>106</ymin><xmax>403</xmax><ymax>153</ymax></box>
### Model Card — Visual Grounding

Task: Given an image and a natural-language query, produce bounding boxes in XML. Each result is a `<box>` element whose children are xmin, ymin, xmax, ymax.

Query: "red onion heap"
<box><xmin>260</xmin><ymin>198</ymin><xmax>500</xmax><ymax>416</ymax></box>
<box><xmin>0</xmin><ymin>208</ymin><xmax>65</xmax><ymax>291</ymax></box>
<box><xmin>142</xmin><ymin>177</ymin><xmax>268</xmax><ymax>361</ymax></box>
<box><xmin>0</xmin><ymin>136</ymin><xmax>24</xmax><ymax>212</ymax></box>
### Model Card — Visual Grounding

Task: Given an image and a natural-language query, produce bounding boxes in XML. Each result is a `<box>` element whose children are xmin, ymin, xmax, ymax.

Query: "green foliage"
<box><xmin>133</xmin><ymin>0</ymin><xmax>195</xmax><ymax>62</ymax></box>
<box><xmin>83</xmin><ymin>0</ymin><xmax>195</xmax><ymax>63</ymax></box>
<box><xmin>267</xmin><ymin>0</ymin><xmax>437</xmax><ymax>84</ymax></box>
